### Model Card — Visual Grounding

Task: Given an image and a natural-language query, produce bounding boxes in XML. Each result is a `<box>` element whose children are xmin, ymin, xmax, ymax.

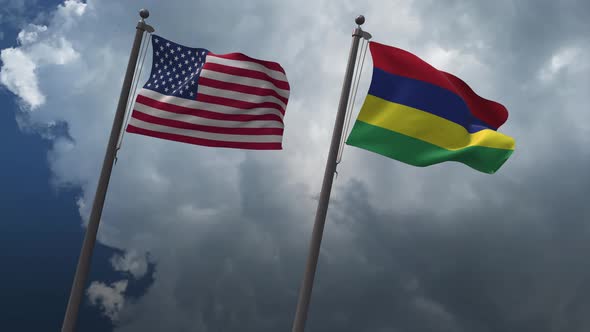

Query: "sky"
<box><xmin>0</xmin><ymin>0</ymin><xmax>589</xmax><ymax>331</ymax></box>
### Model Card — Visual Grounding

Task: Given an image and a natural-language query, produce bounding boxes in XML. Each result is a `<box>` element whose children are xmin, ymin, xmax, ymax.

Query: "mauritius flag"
<box><xmin>346</xmin><ymin>42</ymin><xmax>515</xmax><ymax>174</ymax></box>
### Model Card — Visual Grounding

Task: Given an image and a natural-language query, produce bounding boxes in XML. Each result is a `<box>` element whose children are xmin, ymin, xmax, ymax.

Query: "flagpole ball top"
<box><xmin>139</xmin><ymin>9</ymin><xmax>149</xmax><ymax>19</ymax></box>
<box><xmin>355</xmin><ymin>15</ymin><xmax>365</xmax><ymax>25</ymax></box>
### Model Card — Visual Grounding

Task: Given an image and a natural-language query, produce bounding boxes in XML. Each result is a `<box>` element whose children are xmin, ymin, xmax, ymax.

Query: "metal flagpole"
<box><xmin>61</xmin><ymin>9</ymin><xmax>155</xmax><ymax>332</ymax></box>
<box><xmin>292</xmin><ymin>15</ymin><xmax>371</xmax><ymax>332</ymax></box>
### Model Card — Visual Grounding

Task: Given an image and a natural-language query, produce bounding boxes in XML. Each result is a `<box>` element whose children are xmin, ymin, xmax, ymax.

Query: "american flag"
<box><xmin>126</xmin><ymin>35</ymin><xmax>290</xmax><ymax>150</ymax></box>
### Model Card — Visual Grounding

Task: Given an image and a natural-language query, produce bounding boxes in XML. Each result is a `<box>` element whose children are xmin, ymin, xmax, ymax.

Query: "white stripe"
<box><xmin>196</xmin><ymin>85</ymin><xmax>287</xmax><ymax>110</ymax></box>
<box><xmin>199</xmin><ymin>69</ymin><xmax>290</xmax><ymax>98</ymax></box>
<box><xmin>128</xmin><ymin>117</ymin><xmax>283</xmax><ymax>143</ymax></box>
<box><xmin>134</xmin><ymin>102</ymin><xmax>284</xmax><ymax>128</ymax></box>
<box><xmin>137</xmin><ymin>89</ymin><xmax>285</xmax><ymax>120</ymax></box>
<box><xmin>206</xmin><ymin>55</ymin><xmax>288</xmax><ymax>82</ymax></box>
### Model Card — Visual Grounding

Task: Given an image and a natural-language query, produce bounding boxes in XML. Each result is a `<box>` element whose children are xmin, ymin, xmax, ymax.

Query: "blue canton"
<box><xmin>144</xmin><ymin>35</ymin><xmax>209</xmax><ymax>100</ymax></box>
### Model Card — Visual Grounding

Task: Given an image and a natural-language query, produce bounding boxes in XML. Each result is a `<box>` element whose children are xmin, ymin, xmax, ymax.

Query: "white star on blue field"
<box><xmin>146</xmin><ymin>35</ymin><xmax>207</xmax><ymax>98</ymax></box>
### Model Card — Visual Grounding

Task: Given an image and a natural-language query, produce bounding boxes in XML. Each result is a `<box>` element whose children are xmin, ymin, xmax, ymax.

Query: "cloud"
<box><xmin>110</xmin><ymin>251</ymin><xmax>149</xmax><ymax>279</ymax></box>
<box><xmin>0</xmin><ymin>26</ymin><xmax>79</xmax><ymax>110</ymax></box>
<box><xmin>1</xmin><ymin>0</ymin><xmax>590</xmax><ymax>331</ymax></box>
<box><xmin>0</xmin><ymin>47</ymin><xmax>44</xmax><ymax>108</ymax></box>
<box><xmin>87</xmin><ymin>280</ymin><xmax>128</xmax><ymax>321</ymax></box>
<box><xmin>17</xmin><ymin>24</ymin><xmax>47</xmax><ymax>44</ymax></box>
<box><xmin>538</xmin><ymin>46</ymin><xmax>585</xmax><ymax>82</ymax></box>
<box><xmin>0</xmin><ymin>0</ymin><xmax>84</xmax><ymax>110</ymax></box>
<box><xmin>58</xmin><ymin>0</ymin><xmax>86</xmax><ymax>17</ymax></box>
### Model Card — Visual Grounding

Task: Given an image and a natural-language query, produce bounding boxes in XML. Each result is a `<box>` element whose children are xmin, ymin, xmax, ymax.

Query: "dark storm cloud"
<box><xmin>79</xmin><ymin>0</ymin><xmax>590</xmax><ymax>329</ymax></box>
<box><xmin>302</xmin><ymin>139</ymin><xmax>590</xmax><ymax>331</ymax></box>
<box><xmin>118</xmin><ymin>140</ymin><xmax>590</xmax><ymax>332</ymax></box>
<box><xmin>411</xmin><ymin>0</ymin><xmax>590</xmax><ymax>124</ymax></box>
<box><xmin>412</xmin><ymin>0</ymin><xmax>590</xmax><ymax>63</ymax></box>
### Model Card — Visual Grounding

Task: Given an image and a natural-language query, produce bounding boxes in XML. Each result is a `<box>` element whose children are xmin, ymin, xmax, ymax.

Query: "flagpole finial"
<box><xmin>355</xmin><ymin>15</ymin><xmax>365</xmax><ymax>26</ymax></box>
<box><xmin>139</xmin><ymin>9</ymin><xmax>149</xmax><ymax>19</ymax></box>
<box><xmin>137</xmin><ymin>9</ymin><xmax>155</xmax><ymax>33</ymax></box>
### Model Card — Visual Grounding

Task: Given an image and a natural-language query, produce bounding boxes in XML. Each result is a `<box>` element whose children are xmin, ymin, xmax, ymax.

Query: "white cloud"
<box><xmin>59</xmin><ymin>0</ymin><xmax>86</xmax><ymax>17</ymax></box>
<box><xmin>0</xmin><ymin>47</ymin><xmax>44</xmax><ymax>108</ymax></box>
<box><xmin>538</xmin><ymin>46</ymin><xmax>583</xmax><ymax>82</ymax></box>
<box><xmin>87</xmin><ymin>280</ymin><xmax>128</xmax><ymax>321</ymax></box>
<box><xmin>110</xmin><ymin>251</ymin><xmax>149</xmax><ymax>279</ymax></box>
<box><xmin>17</xmin><ymin>24</ymin><xmax>48</xmax><ymax>44</ymax></box>
<box><xmin>0</xmin><ymin>1</ymin><xmax>82</xmax><ymax>110</ymax></box>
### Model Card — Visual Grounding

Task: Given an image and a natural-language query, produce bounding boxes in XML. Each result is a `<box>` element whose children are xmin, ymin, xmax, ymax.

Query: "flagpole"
<box><xmin>61</xmin><ymin>9</ymin><xmax>154</xmax><ymax>332</ymax></box>
<box><xmin>292</xmin><ymin>15</ymin><xmax>369</xmax><ymax>332</ymax></box>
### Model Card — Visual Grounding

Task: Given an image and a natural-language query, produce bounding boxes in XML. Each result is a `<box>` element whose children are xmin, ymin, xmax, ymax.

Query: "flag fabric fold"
<box><xmin>346</xmin><ymin>41</ymin><xmax>515</xmax><ymax>174</ymax></box>
<box><xmin>127</xmin><ymin>35</ymin><xmax>290</xmax><ymax>150</ymax></box>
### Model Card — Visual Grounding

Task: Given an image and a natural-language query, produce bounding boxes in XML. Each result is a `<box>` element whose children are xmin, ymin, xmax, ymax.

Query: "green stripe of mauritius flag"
<box><xmin>346</xmin><ymin>41</ymin><xmax>515</xmax><ymax>174</ymax></box>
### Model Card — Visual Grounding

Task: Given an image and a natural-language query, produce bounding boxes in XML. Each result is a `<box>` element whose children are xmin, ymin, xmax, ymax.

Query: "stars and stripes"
<box><xmin>126</xmin><ymin>35</ymin><xmax>290</xmax><ymax>150</ymax></box>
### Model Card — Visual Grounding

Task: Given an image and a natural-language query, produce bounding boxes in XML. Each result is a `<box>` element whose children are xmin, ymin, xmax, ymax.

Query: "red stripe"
<box><xmin>126</xmin><ymin>124</ymin><xmax>282</xmax><ymax>150</ymax></box>
<box><xmin>208</xmin><ymin>53</ymin><xmax>286</xmax><ymax>74</ymax></box>
<box><xmin>199</xmin><ymin>77</ymin><xmax>289</xmax><ymax>105</ymax></box>
<box><xmin>131</xmin><ymin>110</ymin><xmax>284</xmax><ymax>136</ymax></box>
<box><xmin>196</xmin><ymin>93</ymin><xmax>285</xmax><ymax>114</ymax></box>
<box><xmin>202</xmin><ymin>62</ymin><xmax>290</xmax><ymax>91</ymax></box>
<box><xmin>136</xmin><ymin>94</ymin><xmax>284</xmax><ymax>123</ymax></box>
<box><xmin>369</xmin><ymin>41</ymin><xmax>509</xmax><ymax>128</ymax></box>
<box><xmin>370</xmin><ymin>42</ymin><xmax>456</xmax><ymax>92</ymax></box>
<box><xmin>441</xmin><ymin>72</ymin><xmax>509</xmax><ymax>129</ymax></box>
